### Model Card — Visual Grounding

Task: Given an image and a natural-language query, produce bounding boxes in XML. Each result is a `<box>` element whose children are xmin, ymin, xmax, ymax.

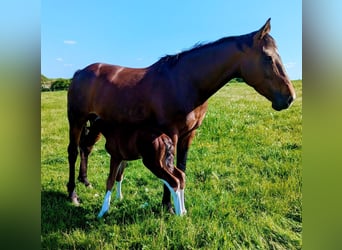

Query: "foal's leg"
<box><xmin>115</xmin><ymin>161</ymin><xmax>127</xmax><ymax>200</ymax></box>
<box><xmin>161</xmin><ymin>132</ymin><xmax>178</xmax><ymax>213</ymax></box>
<box><xmin>162</xmin><ymin>134</ymin><xmax>187</xmax><ymax>215</ymax></box>
<box><xmin>144</xmin><ymin>157</ymin><xmax>182</xmax><ymax>215</ymax></box>
<box><xmin>162</xmin><ymin>130</ymin><xmax>195</xmax><ymax>213</ymax></box>
<box><xmin>98</xmin><ymin>158</ymin><xmax>123</xmax><ymax>218</ymax></box>
<box><xmin>171</xmin><ymin>167</ymin><xmax>186</xmax><ymax>214</ymax></box>
<box><xmin>78</xmin><ymin>121</ymin><xmax>101</xmax><ymax>187</ymax></box>
<box><xmin>175</xmin><ymin>131</ymin><xmax>195</xmax><ymax>214</ymax></box>
<box><xmin>144</xmin><ymin>134</ymin><xmax>185</xmax><ymax>215</ymax></box>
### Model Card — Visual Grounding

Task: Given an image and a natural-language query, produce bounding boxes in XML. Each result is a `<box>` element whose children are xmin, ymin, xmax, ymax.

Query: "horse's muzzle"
<box><xmin>272</xmin><ymin>93</ymin><xmax>296</xmax><ymax>111</ymax></box>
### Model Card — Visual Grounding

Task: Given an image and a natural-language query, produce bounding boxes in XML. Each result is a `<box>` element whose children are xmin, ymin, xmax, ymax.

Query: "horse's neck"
<box><xmin>174</xmin><ymin>39</ymin><xmax>242</xmax><ymax>103</ymax></box>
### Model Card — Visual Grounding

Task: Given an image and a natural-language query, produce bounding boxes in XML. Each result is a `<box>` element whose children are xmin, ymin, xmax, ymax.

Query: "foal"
<box><xmin>84</xmin><ymin>118</ymin><xmax>186</xmax><ymax>217</ymax></box>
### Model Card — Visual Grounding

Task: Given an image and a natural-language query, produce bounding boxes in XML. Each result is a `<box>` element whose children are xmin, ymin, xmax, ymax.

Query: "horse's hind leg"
<box><xmin>78</xmin><ymin>118</ymin><xmax>102</xmax><ymax>187</ymax></box>
<box><xmin>67</xmin><ymin>118</ymin><xmax>85</xmax><ymax>205</ymax></box>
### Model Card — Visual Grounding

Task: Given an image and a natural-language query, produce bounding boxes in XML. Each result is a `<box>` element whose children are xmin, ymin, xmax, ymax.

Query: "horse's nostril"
<box><xmin>287</xmin><ymin>95</ymin><xmax>294</xmax><ymax>105</ymax></box>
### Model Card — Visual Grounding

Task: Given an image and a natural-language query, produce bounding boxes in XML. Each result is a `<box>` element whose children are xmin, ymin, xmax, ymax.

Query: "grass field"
<box><xmin>41</xmin><ymin>81</ymin><xmax>302</xmax><ymax>249</ymax></box>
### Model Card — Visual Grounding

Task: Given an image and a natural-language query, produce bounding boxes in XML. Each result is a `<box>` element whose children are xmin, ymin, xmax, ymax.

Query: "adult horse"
<box><xmin>67</xmin><ymin>18</ymin><xmax>296</xmax><ymax>210</ymax></box>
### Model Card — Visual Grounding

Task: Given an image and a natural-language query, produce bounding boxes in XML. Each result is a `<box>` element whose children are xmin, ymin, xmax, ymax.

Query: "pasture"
<box><xmin>41</xmin><ymin>81</ymin><xmax>302</xmax><ymax>249</ymax></box>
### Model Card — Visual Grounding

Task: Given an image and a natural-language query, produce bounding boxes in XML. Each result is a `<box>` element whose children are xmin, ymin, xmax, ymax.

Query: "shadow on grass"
<box><xmin>41</xmin><ymin>190</ymin><xmax>169</xmax><ymax>248</ymax></box>
<box><xmin>41</xmin><ymin>190</ymin><xmax>168</xmax><ymax>232</ymax></box>
<box><xmin>41</xmin><ymin>190</ymin><xmax>92</xmax><ymax>233</ymax></box>
<box><xmin>99</xmin><ymin>197</ymin><xmax>169</xmax><ymax>226</ymax></box>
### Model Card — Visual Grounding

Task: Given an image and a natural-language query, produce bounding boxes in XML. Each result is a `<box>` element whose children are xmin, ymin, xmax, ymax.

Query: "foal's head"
<box><xmin>239</xmin><ymin>18</ymin><xmax>296</xmax><ymax>111</ymax></box>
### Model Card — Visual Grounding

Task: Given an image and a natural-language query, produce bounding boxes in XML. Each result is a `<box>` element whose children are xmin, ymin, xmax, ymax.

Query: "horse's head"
<box><xmin>239</xmin><ymin>18</ymin><xmax>296</xmax><ymax>111</ymax></box>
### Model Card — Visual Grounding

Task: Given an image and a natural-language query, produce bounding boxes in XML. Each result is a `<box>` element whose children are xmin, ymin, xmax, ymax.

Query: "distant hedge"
<box><xmin>50</xmin><ymin>79</ymin><xmax>71</xmax><ymax>91</ymax></box>
<box><xmin>41</xmin><ymin>75</ymin><xmax>71</xmax><ymax>92</ymax></box>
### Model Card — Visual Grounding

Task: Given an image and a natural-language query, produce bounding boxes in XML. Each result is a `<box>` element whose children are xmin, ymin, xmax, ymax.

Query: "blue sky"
<box><xmin>42</xmin><ymin>1</ymin><xmax>302</xmax><ymax>80</ymax></box>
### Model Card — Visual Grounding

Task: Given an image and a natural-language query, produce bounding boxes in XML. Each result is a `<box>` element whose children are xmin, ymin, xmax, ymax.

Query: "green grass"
<box><xmin>41</xmin><ymin>81</ymin><xmax>302</xmax><ymax>249</ymax></box>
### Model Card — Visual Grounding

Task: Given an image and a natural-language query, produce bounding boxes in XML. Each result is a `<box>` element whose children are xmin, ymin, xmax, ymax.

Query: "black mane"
<box><xmin>154</xmin><ymin>33</ymin><xmax>256</xmax><ymax>68</ymax></box>
<box><xmin>151</xmin><ymin>31</ymin><xmax>276</xmax><ymax>70</ymax></box>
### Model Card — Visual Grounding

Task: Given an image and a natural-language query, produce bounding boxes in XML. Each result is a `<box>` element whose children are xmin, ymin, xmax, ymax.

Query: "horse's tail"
<box><xmin>71</xmin><ymin>69</ymin><xmax>82</xmax><ymax>82</ymax></box>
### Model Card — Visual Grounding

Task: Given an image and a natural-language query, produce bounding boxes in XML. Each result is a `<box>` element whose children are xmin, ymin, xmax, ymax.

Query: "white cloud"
<box><xmin>64</xmin><ymin>40</ymin><xmax>77</xmax><ymax>45</ymax></box>
<box><xmin>285</xmin><ymin>62</ymin><xmax>296</xmax><ymax>69</ymax></box>
<box><xmin>56</xmin><ymin>57</ymin><xmax>63</xmax><ymax>62</ymax></box>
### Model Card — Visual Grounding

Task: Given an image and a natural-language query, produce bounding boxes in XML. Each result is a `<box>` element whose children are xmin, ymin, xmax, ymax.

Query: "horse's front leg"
<box><xmin>98</xmin><ymin>158</ymin><xmax>123</xmax><ymax>218</ymax></box>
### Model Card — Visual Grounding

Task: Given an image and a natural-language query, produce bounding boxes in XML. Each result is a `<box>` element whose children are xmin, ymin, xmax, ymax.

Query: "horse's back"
<box><xmin>68</xmin><ymin>63</ymin><xmax>151</xmax><ymax>121</ymax></box>
<box><xmin>69</xmin><ymin>63</ymin><xmax>123</xmax><ymax>91</ymax></box>
<box><xmin>67</xmin><ymin>61</ymin><xmax>205</xmax><ymax>126</ymax></box>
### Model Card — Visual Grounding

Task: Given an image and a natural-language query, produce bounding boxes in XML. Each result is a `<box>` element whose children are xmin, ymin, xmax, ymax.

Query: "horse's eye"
<box><xmin>264</xmin><ymin>55</ymin><xmax>273</xmax><ymax>63</ymax></box>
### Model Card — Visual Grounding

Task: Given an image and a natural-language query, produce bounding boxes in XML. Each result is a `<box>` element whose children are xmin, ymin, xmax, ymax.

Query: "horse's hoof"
<box><xmin>168</xmin><ymin>207</ymin><xmax>175</xmax><ymax>215</ymax></box>
<box><xmin>163</xmin><ymin>203</ymin><xmax>175</xmax><ymax>215</ymax></box>
<box><xmin>70</xmin><ymin>192</ymin><xmax>81</xmax><ymax>206</ymax></box>
<box><xmin>71</xmin><ymin>197</ymin><xmax>80</xmax><ymax>206</ymax></box>
<box><xmin>78</xmin><ymin>176</ymin><xmax>91</xmax><ymax>187</ymax></box>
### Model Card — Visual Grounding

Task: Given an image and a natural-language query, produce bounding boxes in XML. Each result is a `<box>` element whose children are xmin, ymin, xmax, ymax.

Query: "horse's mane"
<box><xmin>152</xmin><ymin>32</ymin><xmax>276</xmax><ymax>69</ymax></box>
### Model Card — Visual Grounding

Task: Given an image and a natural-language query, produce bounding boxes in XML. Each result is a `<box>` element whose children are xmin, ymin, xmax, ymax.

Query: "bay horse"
<box><xmin>67</xmin><ymin>18</ymin><xmax>296</xmax><ymax>211</ymax></box>
<box><xmin>82</xmin><ymin>118</ymin><xmax>186</xmax><ymax>217</ymax></box>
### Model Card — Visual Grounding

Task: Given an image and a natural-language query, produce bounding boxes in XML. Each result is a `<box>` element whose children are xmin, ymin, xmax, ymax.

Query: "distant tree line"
<box><xmin>41</xmin><ymin>74</ymin><xmax>71</xmax><ymax>92</ymax></box>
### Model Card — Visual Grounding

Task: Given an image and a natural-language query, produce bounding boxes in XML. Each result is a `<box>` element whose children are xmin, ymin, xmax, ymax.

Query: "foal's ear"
<box><xmin>254</xmin><ymin>18</ymin><xmax>271</xmax><ymax>41</ymax></box>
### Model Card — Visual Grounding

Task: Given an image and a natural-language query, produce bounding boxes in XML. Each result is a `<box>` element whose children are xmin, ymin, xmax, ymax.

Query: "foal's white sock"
<box><xmin>180</xmin><ymin>189</ymin><xmax>187</xmax><ymax>215</ymax></box>
<box><xmin>98</xmin><ymin>190</ymin><xmax>112</xmax><ymax>218</ymax></box>
<box><xmin>160</xmin><ymin>179</ymin><xmax>183</xmax><ymax>216</ymax></box>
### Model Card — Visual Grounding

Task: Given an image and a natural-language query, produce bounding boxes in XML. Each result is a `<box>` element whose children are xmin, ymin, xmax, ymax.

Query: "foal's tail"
<box><xmin>162</xmin><ymin>135</ymin><xmax>175</xmax><ymax>169</ymax></box>
<box><xmin>80</xmin><ymin>114</ymin><xmax>102</xmax><ymax>148</ymax></box>
<box><xmin>85</xmin><ymin>114</ymin><xmax>101</xmax><ymax>135</ymax></box>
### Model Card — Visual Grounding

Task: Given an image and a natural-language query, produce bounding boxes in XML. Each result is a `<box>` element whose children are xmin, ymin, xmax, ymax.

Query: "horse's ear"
<box><xmin>254</xmin><ymin>18</ymin><xmax>271</xmax><ymax>41</ymax></box>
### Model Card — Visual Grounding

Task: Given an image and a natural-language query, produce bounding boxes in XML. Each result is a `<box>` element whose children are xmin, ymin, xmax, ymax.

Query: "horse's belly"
<box><xmin>120</xmin><ymin>149</ymin><xmax>141</xmax><ymax>161</ymax></box>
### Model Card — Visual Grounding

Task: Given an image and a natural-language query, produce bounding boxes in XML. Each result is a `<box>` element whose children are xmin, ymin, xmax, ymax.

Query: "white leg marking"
<box><xmin>180</xmin><ymin>189</ymin><xmax>187</xmax><ymax>215</ymax></box>
<box><xmin>98</xmin><ymin>190</ymin><xmax>112</xmax><ymax>218</ymax></box>
<box><xmin>115</xmin><ymin>180</ymin><xmax>123</xmax><ymax>200</ymax></box>
<box><xmin>160</xmin><ymin>179</ymin><xmax>182</xmax><ymax>216</ymax></box>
